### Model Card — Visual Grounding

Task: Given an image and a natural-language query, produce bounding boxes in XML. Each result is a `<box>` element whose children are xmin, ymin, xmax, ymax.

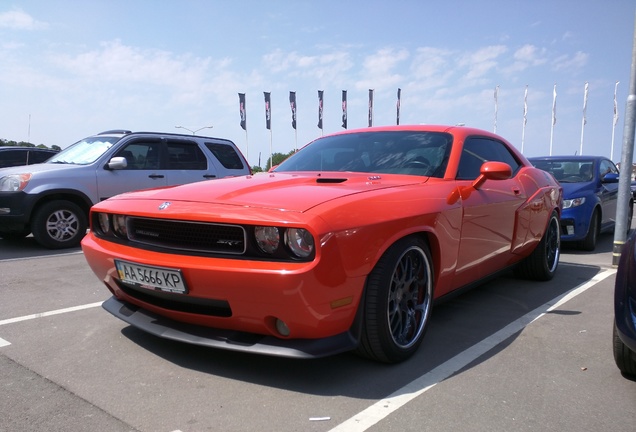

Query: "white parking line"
<box><xmin>0</xmin><ymin>337</ymin><xmax>10</xmax><ymax>347</ymax></box>
<box><xmin>328</xmin><ymin>268</ymin><xmax>616</xmax><ymax>432</ymax></box>
<box><xmin>0</xmin><ymin>302</ymin><xmax>104</xmax><ymax>327</ymax></box>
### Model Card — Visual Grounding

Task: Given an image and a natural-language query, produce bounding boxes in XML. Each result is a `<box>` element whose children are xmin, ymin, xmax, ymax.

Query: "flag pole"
<box><xmin>244</xmin><ymin>130</ymin><xmax>249</xmax><ymax>167</ymax></box>
<box><xmin>580</xmin><ymin>81</ymin><xmax>589</xmax><ymax>155</ymax></box>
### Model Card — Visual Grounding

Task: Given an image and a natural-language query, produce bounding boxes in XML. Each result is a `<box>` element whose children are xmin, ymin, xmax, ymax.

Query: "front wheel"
<box><xmin>31</xmin><ymin>200</ymin><xmax>87</xmax><ymax>249</ymax></box>
<box><xmin>356</xmin><ymin>237</ymin><xmax>434</xmax><ymax>363</ymax></box>
<box><xmin>579</xmin><ymin>209</ymin><xmax>599</xmax><ymax>251</ymax></box>
<box><xmin>515</xmin><ymin>210</ymin><xmax>560</xmax><ymax>281</ymax></box>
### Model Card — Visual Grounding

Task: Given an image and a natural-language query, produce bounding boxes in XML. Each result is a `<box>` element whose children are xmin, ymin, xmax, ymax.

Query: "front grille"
<box><xmin>117</xmin><ymin>281</ymin><xmax>232</xmax><ymax>317</ymax></box>
<box><xmin>128</xmin><ymin>217</ymin><xmax>246</xmax><ymax>254</ymax></box>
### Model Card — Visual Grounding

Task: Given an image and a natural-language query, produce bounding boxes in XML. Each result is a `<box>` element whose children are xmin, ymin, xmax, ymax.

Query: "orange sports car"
<box><xmin>81</xmin><ymin>125</ymin><xmax>562</xmax><ymax>363</ymax></box>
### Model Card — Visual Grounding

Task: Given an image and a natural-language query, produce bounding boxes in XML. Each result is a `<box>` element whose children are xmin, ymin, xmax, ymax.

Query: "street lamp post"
<box><xmin>175</xmin><ymin>125</ymin><xmax>213</xmax><ymax>135</ymax></box>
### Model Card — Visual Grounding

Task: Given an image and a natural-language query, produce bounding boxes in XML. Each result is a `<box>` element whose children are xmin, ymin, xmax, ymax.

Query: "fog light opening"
<box><xmin>275</xmin><ymin>319</ymin><xmax>290</xmax><ymax>337</ymax></box>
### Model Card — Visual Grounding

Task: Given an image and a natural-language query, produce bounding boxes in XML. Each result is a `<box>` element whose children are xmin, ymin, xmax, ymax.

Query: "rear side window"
<box><xmin>167</xmin><ymin>142</ymin><xmax>207</xmax><ymax>170</ymax></box>
<box><xmin>205</xmin><ymin>142</ymin><xmax>245</xmax><ymax>170</ymax></box>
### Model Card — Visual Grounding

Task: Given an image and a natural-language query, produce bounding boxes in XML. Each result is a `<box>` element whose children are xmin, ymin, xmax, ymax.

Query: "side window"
<box><xmin>205</xmin><ymin>142</ymin><xmax>245</xmax><ymax>170</ymax></box>
<box><xmin>0</xmin><ymin>150</ymin><xmax>28</xmax><ymax>167</ymax></box>
<box><xmin>600</xmin><ymin>159</ymin><xmax>618</xmax><ymax>177</ymax></box>
<box><xmin>457</xmin><ymin>138</ymin><xmax>520</xmax><ymax>180</ymax></box>
<box><xmin>115</xmin><ymin>142</ymin><xmax>161</xmax><ymax>170</ymax></box>
<box><xmin>31</xmin><ymin>151</ymin><xmax>54</xmax><ymax>164</ymax></box>
<box><xmin>167</xmin><ymin>142</ymin><xmax>207</xmax><ymax>170</ymax></box>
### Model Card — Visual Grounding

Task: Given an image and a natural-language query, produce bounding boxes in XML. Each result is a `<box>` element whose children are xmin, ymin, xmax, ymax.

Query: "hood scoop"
<box><xmin>316</xmin><ymin>177</ymin><xmax>348</xmax><ymax>184</ymax></box>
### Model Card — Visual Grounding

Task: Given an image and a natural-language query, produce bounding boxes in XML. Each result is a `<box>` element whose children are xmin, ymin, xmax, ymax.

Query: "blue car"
<box><xmin>529</xmin><ymin>156</ymin><xmax>633</xmax><ymax>251</ymax></box>
<box><xmin>614</xmin><ymin>230</ymin><xmax>636</xmax><ymax>376</ymax></box>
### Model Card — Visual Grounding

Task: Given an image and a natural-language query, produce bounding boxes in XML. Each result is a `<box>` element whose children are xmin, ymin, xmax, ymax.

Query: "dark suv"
<box><xmin>0</xmin><ymin>146</ymin><xmax>59</xmax><ymax>168</ymax></box>
<box><xmin>0</xmin><ymin>130</ymin><xmax>250</xmax><ymax>248</ymax></box>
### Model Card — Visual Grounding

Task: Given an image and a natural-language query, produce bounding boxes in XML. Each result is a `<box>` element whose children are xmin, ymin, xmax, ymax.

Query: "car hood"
<box><xmin>559</xmin><ymin>181</ymin><xmax>594</xmax><ymax>199</ymax></box>
<box><xmin>112</xmin><ymin>172</ymin><xmax>428</xmax><ymax>212</ymax></box>
<box><xmin>0</xmin><ymin>161</ymin><xmax>91</xmax><ymax>176</ymax></box>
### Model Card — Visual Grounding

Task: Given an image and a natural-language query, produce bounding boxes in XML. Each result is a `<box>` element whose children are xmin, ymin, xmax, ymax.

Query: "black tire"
<box><xmin>31</xmin><ymin>200</ymin><xmax>87</xmax><ymax>249</ymax></box>
<box><xmin>579</xmin><ymin>209</ymin><xmax>599</xmax><ymax>251</ymax></box>
<box><xmin>613</xmin><ymin>322</ymin><xmax>636</xmax><ymax>376</ymax></box>
<box><xmin>356</xmin><ymin>236</ymin><xmax>434</xmax><ymax>363</ymax></box>
<box><xmin>515</xmin><ymin>211</ymin><xmax>560</xmax><ymax>281</ymax></box>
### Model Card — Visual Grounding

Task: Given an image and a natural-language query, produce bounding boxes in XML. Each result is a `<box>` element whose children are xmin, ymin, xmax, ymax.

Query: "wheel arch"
<box><xmin>29</xmin><ymin>189</ymin><xmax>93</xmax><ymax>227</ymax></box>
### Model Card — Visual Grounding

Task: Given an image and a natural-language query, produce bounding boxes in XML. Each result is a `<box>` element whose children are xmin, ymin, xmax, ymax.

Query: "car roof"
<box><xmin>528</xmin><ymin>155</ymin><xmax>607</xmax><ymax>161</ymax></box>
<box><xmin>0</xmin><ymin>146</ymin><xmax>57</xmax><ymax>152</ymax></box>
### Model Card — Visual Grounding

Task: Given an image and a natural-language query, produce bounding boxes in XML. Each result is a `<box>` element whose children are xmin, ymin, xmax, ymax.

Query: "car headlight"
<box><xmin>0</xmin><ymin>173</ymin><xmax>32</xmax><ymax>192</ymax></box>
<box><xmin>563</xmin><ymin>197</ymin><xmax>585</xmax><ymax>209</ymax></box>
<box><xmin>113</xmin><ymin>214</ymin><xmax>128</xmax><ymax>237</ymax></box>
<box><xmin>98</xmin><ymin>213</ymin><xmax>111</xmax><ymax>234</ymax></box>
<box><xmin>254</xmin><ymin>226</ymin><xmax>280</xmax><ymax>254</ymax></box>
<box><xmin>285</xmin><ymin>228</ymin><xmax>314</xmax><ymax>258</ymax></box>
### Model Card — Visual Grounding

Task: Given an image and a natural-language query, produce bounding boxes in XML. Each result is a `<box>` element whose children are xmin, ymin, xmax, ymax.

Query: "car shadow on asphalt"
<box><xmin>117</xmin><ymin>261</ymin><xmax>602</xmax><ymax>400</ymax></box>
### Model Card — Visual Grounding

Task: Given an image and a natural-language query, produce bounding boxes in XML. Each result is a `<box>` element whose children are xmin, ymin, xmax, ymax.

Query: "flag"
<box><xmin>368</xmin><ymin>89</ymin><xmax>374</xmax><ymax>127</ymax></box>
<box><xmin>552</xmin><ymin>84</ymin><xmax>557</xmax><ymax>126</ymax></box>
<box><xmin>582</xmin><ymin>82</ymin><xmax>589</xmax><ymax>125</ymax></box>
<box><xmin>264</xmin><ymin>92</ymin><xmax>271</xmax><ymax>130</ymax></box>
<box><xmin>317</xmin><ymin>90</ymin><xmax>324</xmax><ymax>129</ymax></box>
<box><xmin>523</xmin><ymin>85</ymin><xmax>528</xmax><ymax>126</ymax></box>
<box><xmin>238</xmin><ymin>93</ymin><xmax>246</xmax><ymax>130</ymax></box>
<box><xmin>494</xmin><ymin>85</ymin><xmax>499</xmax><ymax>132</ymax></box>
<box><xmin>614</xmin><ymin>81</ymin><xmax>620</xmax><ymax>127</ymax></box>
<box><xmin>341</xmin><ymin>90</ymin><xmax>347</xmax><ymax>129</ymax></box>
<box><xmin>396</xmin><ymin>88</ymin><xmax>401</xmax><ymax>125</ymax></box>
<box><xmin>289</xmin><ymin>91</ymin><xmax>297</xmax><ymax>130</ymax></box>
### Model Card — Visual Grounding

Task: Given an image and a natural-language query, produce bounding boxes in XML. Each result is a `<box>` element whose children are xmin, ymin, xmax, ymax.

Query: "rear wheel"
<box><xmin>613</xmin><ymin>322</ymin><xmax>636</xmax><ymax>376</ymax></box>
<box><xmin>31</xmin><ymin>200</ymin><xmax>87</xmax><ymax>249</ymax></box>
<box><xmin>356</xmin><ymin>237</ymin><xmax>434</xmax><ymax>363</ymax></box>
<box><xmin>579</xmin><ymin>209</ymin><xmax>599</xmax><ymax>251</ymax></box>
<box><xmin>515</xmin><ymin>210</ymin><xmax>560</xmax><ymax>281</ymax></box>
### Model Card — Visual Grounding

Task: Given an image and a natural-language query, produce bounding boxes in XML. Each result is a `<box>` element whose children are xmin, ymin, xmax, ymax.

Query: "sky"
<box><xmin>1</xmin><ymin>0</ymin><xmax>635</xmax><ymax>167</ymax></box>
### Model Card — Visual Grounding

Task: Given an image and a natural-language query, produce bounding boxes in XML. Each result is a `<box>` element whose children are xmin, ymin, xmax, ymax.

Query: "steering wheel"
<box><xmin>403</xmin><ymin>158</ymin><xmax>430</xmax><ymax>169</ymax></box>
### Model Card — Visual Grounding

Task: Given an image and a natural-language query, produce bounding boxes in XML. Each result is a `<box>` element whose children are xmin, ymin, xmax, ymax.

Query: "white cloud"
<box><xmin>261</xmin><ymin>48</ymin><xmax>354</xmax><ymax>83</ymax></box>
<box><xmin>459</xmin><ymin>45</ymin><xmax>508</xmax><ymax>81</ymax></box>
<box><xmin>503</xmin><ymin>44</ymin><xmax>548</xmax><ymax>74</ymax></box>
<box><xmin>0</xmin><ymin>9</ymin><xmax>46</xmax><ymax>30</ymax></box>
<box><xmin>553</xmin><ymin>51</ymin><xmax>588</xmax><ymax>72</ymax></box>
<box><xmin>356</xmin><ymin>47</ymin><xmax>409</xmax><ymax>90</ymax></box>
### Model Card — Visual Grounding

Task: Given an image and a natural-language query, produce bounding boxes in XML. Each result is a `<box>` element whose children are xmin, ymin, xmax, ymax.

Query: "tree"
<box><xmin>265</xmin><ymin>150</ymin><xmax>297</xmax><ymax>171</ymax></box>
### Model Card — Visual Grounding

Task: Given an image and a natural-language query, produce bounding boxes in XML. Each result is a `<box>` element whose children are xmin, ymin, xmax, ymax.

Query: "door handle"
<box><xmin>203</xmin><ymin>174</ymin><xmax>217</xmax><ymax>179</ymax></box>
<box><xmin>149</xmin><ymin>174</ymin><xmax>165</xmax><ymax>179</ymax></box>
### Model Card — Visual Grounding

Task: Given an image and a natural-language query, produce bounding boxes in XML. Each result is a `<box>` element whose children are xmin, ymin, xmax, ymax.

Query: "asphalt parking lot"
<box><xmin>1</xmin><ymin>233</ymin><xmax>635</xmax><ymax>432</ymax></box>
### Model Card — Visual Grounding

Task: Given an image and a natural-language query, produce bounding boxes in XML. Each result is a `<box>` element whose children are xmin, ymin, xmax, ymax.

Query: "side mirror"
<box><xmin>472</xmin><ymin>161</ymin><xmax>512</xmax><ymax>189</ymax></box>
<box><xmin>105</xmin><ymin>156</ymin><xmax>127</xmax><ymax>170</ymax></box>
<box><xmin>602</xmin><ymin>173</ymin><xmax>619</xmax><ymax>184</ymax></box>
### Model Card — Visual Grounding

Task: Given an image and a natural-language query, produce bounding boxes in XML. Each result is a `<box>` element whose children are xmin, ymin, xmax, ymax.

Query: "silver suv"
<box><xmin>0</xmin><ymin>130</ymin><xmax>250</xmax><ymax>248</ymax></box>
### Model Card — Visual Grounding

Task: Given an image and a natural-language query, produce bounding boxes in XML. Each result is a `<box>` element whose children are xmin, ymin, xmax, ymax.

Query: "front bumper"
<box><xmin>0</xmin><ymin>191</ymin><xmax>33</xmax><ymax>230</ymax></box>
<box><xmin>103</xmin><ymin>297</ymin><xmax>359</xmax><ymax>358</ymax></box>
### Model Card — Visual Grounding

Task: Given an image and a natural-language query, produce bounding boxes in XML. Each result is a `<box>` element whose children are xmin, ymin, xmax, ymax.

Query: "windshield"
<box><xmin>274</xmin><ymin>131</ymin><xmax>453</xmax><ymax>178</ymax></box>
<box><xmin>530</xmin><ymin>159</ymin><xmax>595</xmax><ymax>183</ymax></box>
<box><xmin>47</xmin><ymin>136</ymin><xmax>121</xmax><ymax>165</ymax></box>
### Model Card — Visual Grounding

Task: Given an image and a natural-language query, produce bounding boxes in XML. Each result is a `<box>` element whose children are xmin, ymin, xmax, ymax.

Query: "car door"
<box><xmin>599</xmin><ymin>158</ymin><xmax>619</xmax><ymax>228</ymax></box>
<box><xmin>96</xmin><ymin>140</ymin><xmax>167</xmax><ymax>201</ymax></box>
<box><xmin>454</xmin><ymin>137</ymin><xmax>527</xmax><ymax>280</ymax></box>
<box><xmin>163</xmin><ymin>140</ymin><xmax>218</xmax><ymax>186</ymax></box>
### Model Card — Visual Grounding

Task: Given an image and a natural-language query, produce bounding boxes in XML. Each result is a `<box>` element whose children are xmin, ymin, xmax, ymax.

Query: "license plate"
<box><xmin>115</xmin><ymin>260</ymin><xmax>187</xmax><ymax>294</ymax></box>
